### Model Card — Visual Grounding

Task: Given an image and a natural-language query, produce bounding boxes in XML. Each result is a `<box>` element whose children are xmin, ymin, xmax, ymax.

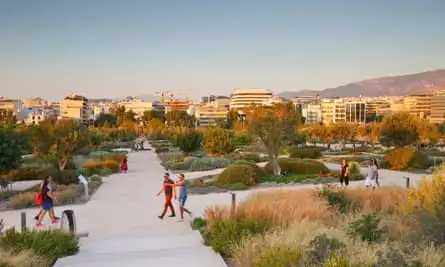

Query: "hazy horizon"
<box><xmin>1</xmin><ymin>0</ymin><xmax>445</xmax><ymax>101</ymax></box>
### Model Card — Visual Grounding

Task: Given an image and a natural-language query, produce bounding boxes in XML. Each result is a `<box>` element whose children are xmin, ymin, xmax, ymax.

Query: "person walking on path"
<box><xmin>373</xmin><ymin>158</ymin><xmax>380</xmax><ymax>188</ymax></box>
<box><xmin>340</xmin><ymin>159</ymin><xmax>350</xmax><ymax>187</ymax></box>
<box><xmin>365</xmin><ymin>159</ymin><xmax>378</xmax><ymax>190</ymax></box>
<box><xmin>172</xmin><ymin>174</ymin><xmax>192</xmax><ymax>222</ymax></box>
<box><xmin>34</xmin><ymin>177</ymin><xmax>60</xmax><ymax>222</ymax></box>
<box><xmin>36</xmin><ymin>176</ymin><xmax>59</xmax><ymax>227</ymax></box>
<box><xmin>120</xmin><ymin>156</ymin><xmax>128</xmax><ymax>173</ymax></box>
<box><xmin>157</xmin><ymin>173</ymin><xmax>176</xmax><ymax>219</ymax></box>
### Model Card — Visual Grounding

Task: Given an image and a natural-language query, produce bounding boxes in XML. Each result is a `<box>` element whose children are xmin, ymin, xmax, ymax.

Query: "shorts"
<box><xmin>42</xmin><ymin>201</ymin><xmax>53</xmax><ymax>211</ymax></box>
<box><xmin>178</xmin><ymin>195</ymin><xmax>187</xmax><ymax>207</ymax></box>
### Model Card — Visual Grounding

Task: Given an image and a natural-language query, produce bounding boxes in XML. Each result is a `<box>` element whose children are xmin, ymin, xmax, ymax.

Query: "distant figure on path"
<box><xmin>157</xmin><ymin>173</ymin><xmax>176</xmax><ymax>219</ymax></box>
<box><xmin>121</xmin><ymin>157</ymin><xmax>128</xmax><ymax>173</ymax></box>
<box><xmin>173</xmin><ymin>174</ymin><xmax>192</xmax><ymax>222</ymax></box>
<box><xmin>340</xmin><ymin>159</ymin><xmax>350</xmax><ymax>187</ymax></box>
<box><xmin>365</xmin><ymin>159</ymin><xmax>378</xmax><ymax>190</ymax></box>
<box><xmin>373</xmin><ymin>158</ymin><xmax>380</xmax><ymax>188</ymax></box>
<box><xmin>36</xmin><ymin>176</ymin><xmax>59</xmax><ymax>227</ymax></box>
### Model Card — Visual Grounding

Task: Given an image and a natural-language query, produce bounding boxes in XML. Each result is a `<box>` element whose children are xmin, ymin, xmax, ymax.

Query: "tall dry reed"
<box><xmin>0</xmin><ymin>249</ymin><xmax>50</xmax><ymax>267</ymax></box>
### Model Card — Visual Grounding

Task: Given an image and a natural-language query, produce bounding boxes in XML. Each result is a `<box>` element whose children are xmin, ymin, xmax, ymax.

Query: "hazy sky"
<box><xmin>1</xmin><ymin>0</ymin><xmax>444</xmax><ymax>101</ymax></box>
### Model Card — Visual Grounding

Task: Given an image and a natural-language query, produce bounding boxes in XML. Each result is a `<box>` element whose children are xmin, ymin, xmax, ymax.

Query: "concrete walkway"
<box><xmin>54</xmin><ymin>149</ymin><xmax>226</xmax><ymax>267</ymax></box>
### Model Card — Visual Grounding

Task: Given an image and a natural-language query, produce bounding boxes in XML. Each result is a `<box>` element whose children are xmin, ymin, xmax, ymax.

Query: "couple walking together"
<box><xmin>340</xmin><ymin>158</ymin><xmax>380</xmax><ymax>189</ymax></box>
<box><xmin>157</xmin><ymin>172</ymin><xmax>192</xmax><ymax>222</ymax></box>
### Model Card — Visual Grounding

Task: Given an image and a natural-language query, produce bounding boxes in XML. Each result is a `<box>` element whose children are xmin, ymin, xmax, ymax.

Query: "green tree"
<box><xmin>0</xmin><ymin>109</ymin><xmax>17</xmax><ymax>125</ymax></box>
<box><xmin>380</xmin><ymin>112</ymin><xmax>419</xmax><ymax>148</ymax></box>
<box><xmin>142</xmin><ymin>110</ymin><xmax>165</xmax><ymax>123</ymax></box>
<box><xmin>165</xmin><ymin>110</ymin><xmax>195</xmax><ymax>127</ymax></box>
<box><xmin>224</xmin><ymin>110</ymin><xmax>239</xmax><ymax>129</ymax></box>
<box><xmin>361</xmin><ymin>122</ymin><xmax>381</xmax><ymax>148</ymax></box>
<box><xmin>203</xmin><ymin>127</ymin><xmax>235</xmax><ymax>156</ymax></box>
<box><xmin>51</xmin><ymin>119</ymin><xmax>91</xmax><ymax>169</ymax></box>
<box><xmin>94</xmin><ymin>113</ymin><xmax>117</xmax><ymax>127</ymax></box>
<box><xmin>172</xmin><ymin>128</ymin><xmax>203</xmax><ymax>153</ymax></box>
<box><xmin>331</xmin><ymin>123</ymin><xmax>358</xmax><ymax>149</ymax></box>
<box><xmin>0</xmin><ymin>128</ymin><xmax>22</xmax><ymax>174</ymax></box>
<box><xmin>31</xmin><ymin>118</ymin><xmax>57</xmax><ymax>155</ymax></box>
<box><xmin>247</xmin><ymin>103</ymin><xmax>302</xmax><ymax>175</ymax></box>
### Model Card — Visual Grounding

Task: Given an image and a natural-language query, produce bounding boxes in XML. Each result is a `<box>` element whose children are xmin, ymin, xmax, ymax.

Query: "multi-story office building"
<box><xmin>163</xmin><ymin>99</ymin><xmax>191</xmax><ymax>113</ymax></box>
<box><xmin>60</xmin><ymin>94</ymin><xmax>89</xmax><ymax>123</ymax></box>
<box><xmin>345</xmin><ymin>102</ymin><xmax>366</xmax><ymax>123</ymax></box>
<box><xmin>430</xmin><ymin>91</ymin><xmax>445</xmax><ymax>124</ymax></box>
<box><xmin>118</xmin><ymin>98</ymin><xmax>153</xmax><ymax>118</ymax></box>
<box><xmin>321</xmin><ymin>98</ymin><xmax>366</xmax><ymax>124</ymax></box>
<box><xmin>193</xmin><ymin>106</ymin><xmax>228</xmax><ymax>126</ymax></box>
<box><xmin>0</xmin><ymin>98</ymin><xmax>24</xmax><ymax>122</ymax></box>
<box><xmin>403</xmin><ymin>94</ymin><xmax>432</xmax><ymax>119</ymax></box>
<box><xmin>229</xmin><ymin>88</ymin><xmax>273</xmax><ymax>110</ymax></box>
<box><xmin>90</xmin><ymin>102</ymin><xmax>114</xmax><ymax>120</ymax></box>
<box><xmin>365</xmin><ymin>99</ymin><xmax>390</xmax><ymax>118</ymax></box>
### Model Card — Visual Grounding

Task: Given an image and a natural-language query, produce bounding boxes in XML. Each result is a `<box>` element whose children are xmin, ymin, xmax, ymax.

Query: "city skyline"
<box><xmin>1</xmin><ymin>0</ymin><xmax>445</xmax><ymax>101</ymax></box>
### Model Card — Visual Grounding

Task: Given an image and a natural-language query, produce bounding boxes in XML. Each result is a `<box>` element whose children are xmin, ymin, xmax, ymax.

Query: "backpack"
<box><xmin>35</xmin><ymin>192</ymin><xmax>43</xmax><ymax>205</ymax></box>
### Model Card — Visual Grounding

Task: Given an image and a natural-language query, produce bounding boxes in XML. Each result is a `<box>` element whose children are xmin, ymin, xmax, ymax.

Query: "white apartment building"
<box><xmin>90</xmin><ymin>102</ymin><xmax>114</xmax><ymax>120</ymax></box>
<box><xmin>24</xmin><ymin>110</ymin><xmax>47</xmax><ymax>125</ymax></box>
<box><xmin>118</xmin><ymin>98</ymin><xmax>153</xmax><ymax>118</ymax></box>
<box><xmin>0</xmin><ymin>98</ymin><xmax>24</xmax><ymax>122</ymax></box>
<box><xmin>229</xmin><ymin>88</ymin><xmax>273</xmax><ymax>110</ymax></box>
<box><xmin>60</xmin><ymin>94</ymin><xmax>89</xmax><ymax>123</ymax></box>
<box><xmin>301</xmin><ymin>103</ymin><xmax>322</xmax><ymax>124</ymax></box>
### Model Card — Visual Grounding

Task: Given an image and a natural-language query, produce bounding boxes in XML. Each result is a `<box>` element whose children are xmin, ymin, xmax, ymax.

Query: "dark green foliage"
<box><xmin>412</xmin><ymin>197</ymin><xmax>445</xmax><ymax>246</ymax></box>
<box><xmin>94</xmin><ymin>113</ymin><xmax>117</xmax><ymax>127</ymax></box>
<box><xmin>380</xmin><ymin>128</ymin><xmax>418</xmax><ymax>148</ymax></box>
<box><xmin>408</xmin><ymin>151</ymin><xmax>430</xmax><ymax>169</ymax></box>
<box><xmin>217</xmin><ymin>164</ymin><xmax>257</xmax><ymax>186</ymax></box>
<box><xmin>306</xmin><ymin>233</ymin><xmax>346</xmax><ymax>266</ymax></box>
<box><xmin>172</xmin><ymin>129</ymin><xmax>203</xmax><ymax>153</ymax></box>
<box><xmin>319</xmin><ymin>188</ymin><xmax>361</xmax><ymax>214</ymax></box>
<box><xmin>264</xmin><ymin>158</ymin><xmax>329</xmax><ymax>175</ymax></box>
<box><xmin>0</xmin><ymin>128</ymin><xmax>23</xmax><ymax>174</ymax></box>
<box><xmin>232</xmin><ymin>134</ymin><xmax>253</xmax><ymax>146</ymax></box>
<box><xmin>348</xmin><ymin>213</ymin><xmax>383</xmax><ymax>243</ymax></box>
<box><xmin>232</xmin><ymin>160</ymin><xmax>264</xmax><ymax>182</ymax></box>
<box><xmin>374</xmin><ymin>247</ymin><xmax>427</xmax><ymax>267</ymax></box>
<box><xmin>191</xmin><ymin>217</ymin><xmax>207</xmax><ymax>231</ymax></box>
<box><xmin>289</xmin><ymin>147</ymin><xmax>322</xmax><ymax>159</ymax></box>
<box><xmin>0</xmin><ymin>228</ymin><xmax>79</xmax><ymax>263</ymax></box>
<box><xmin>203</xmin><ymin>219</ymin><xmax>269</xmax><ymax>258</ymax></box>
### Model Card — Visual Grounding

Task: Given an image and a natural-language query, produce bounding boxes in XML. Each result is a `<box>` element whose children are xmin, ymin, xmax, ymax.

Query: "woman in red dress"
<box><xmin>120</xmin><ymin>157</ymin><xmax>128</xmax><ymax>172</ymax></box>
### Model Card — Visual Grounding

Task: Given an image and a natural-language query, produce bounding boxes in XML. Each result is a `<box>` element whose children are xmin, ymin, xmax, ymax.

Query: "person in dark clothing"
<box><xmin>340</xmin><ymin>159</ymin><xmax>350</xmax><ymax>187</ymax></box>
<box><xmin>373</xmin><ymin>158</ymin><xmax>380</xmax><ymax>188</ymax></box>
<box><xmin>156</xmin><ymin>173</ymin><xmax>176</xmax><ymax>219</ymax></box>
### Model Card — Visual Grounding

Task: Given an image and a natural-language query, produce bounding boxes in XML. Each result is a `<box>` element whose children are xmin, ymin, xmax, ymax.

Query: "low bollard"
<box><xmin>230</xmin><ymin>192</ymin><xmax>236</xmax><ymax>217</ymax></box>
<box><xmin>20</xmin><ymin>212</ymin><xmax>26</xmax><ymax>231</ymax></box>
<box><xmin>60</xmin><ymin>209</ymin><xmax>76</xmax><ymax>234</ymax></box>
<box><xmin>403</xmin><ymin>176</ymin><xmax>410</xmax><ymax>188</ymax></box>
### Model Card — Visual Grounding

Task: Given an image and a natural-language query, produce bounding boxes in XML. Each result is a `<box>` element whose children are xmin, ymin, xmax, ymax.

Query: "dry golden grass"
<box><xmin>343</xmin><ymin>186</ymin><xmax>406</xmax><ymax>214</ymax></box>
<box><xmin>205</xmin><ymin>189</ymin><xmax>334</xmax><ymax>227</ymax></box>
<box><xmin>0</xmin><ymin>249</ymin><xmax>50</xmax><ymax>267</ymax></box>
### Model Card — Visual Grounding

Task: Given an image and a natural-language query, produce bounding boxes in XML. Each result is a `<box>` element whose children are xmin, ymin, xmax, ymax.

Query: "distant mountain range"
<box><xmin>279</xmin><ymin>69</ymin><xmax>445</xmax><ymax>99</ymax></box>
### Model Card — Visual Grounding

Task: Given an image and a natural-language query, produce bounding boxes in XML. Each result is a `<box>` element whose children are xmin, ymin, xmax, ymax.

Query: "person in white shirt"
<box><xmin>365</xmin><ymin>159</ymin><xmax>378</xmax><ymax>190</ymax></box>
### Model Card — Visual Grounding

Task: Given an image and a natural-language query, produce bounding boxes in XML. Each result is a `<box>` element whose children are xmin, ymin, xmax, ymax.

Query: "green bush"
<box><xmin>203</xmin><ymin>218</ymin><xmax>269</xmax><ymax>257</ymax></box>
<box><xmin>319</xmin><ymin>188</ymin><xmax>361</xmax><ymax>214</ymax></box>
<box><xmin>348</xmin><ymin>161</ymin><xmax>364</xmax><ymax>181</ymax></box>
<box><xmin>232</xmin><ymin>160</ymin><xmax>264</xmax><ymax>182</ymax></box>
<box><xmin>172</xmin><ymin>129</ymin><xmax>203</xmax><ymax>153</ymax></box>
<box><xmin>189</xmin><ymin>159</ymin><xmax>215</xmax><ymax>171</ymax></box>
<box><xmin>217</xmin><ymin>164</ymin><xmax>257</xmax><ymax>186</ymax></box>
<box><xmin>9</xmin><ymin>166</ymin><xmax>53</xmax><ymax>182</ymax></box>
<box><xmin>191</xmin><ymin>217</ymin><xmax>207</xmax><ymax>231</ymax></box>
<box><xmin>348</xmin><ymin>213</ymin><xmax>383</xmax><ymax>243</ymax></box>
<box><xmin>255</xmin><ymin>246</ymin><xmax>303</xmax><ymax>267</ymax></box>
<box><xmin>51</xmin><ymin>169</ymin><xmax>78</xmax><ymax>185</ymax></box>
<box><xmin>226</xmin><ymin>182</ymin><xmax>249</xmax><ymax>190</ymax></box>
<box><xmin>289</xmin><ymin>147</ymin><xmax>323</xmax><ymax>159</ymax></box>
<box><xmin>306</xmin><ymin>233</ymin><xmax>346</xmax><ymax>266</ymax></box>
<box><xmin>232</xmin><ymin>134</ymin><xmax>253</xmax><ymax>147</ymax></box>
<box><xmin>99</xmin><ymin>168</ymin><xmax>113</xmax><ymax>177</ymax></box>
<box><xmin>77</xmin><ymin>168</ymin><xmax>92</xmax><ymax>177</ymax></box>
<box><xmin>0</xmin><ymin>228</ymin><xmax>79</xmax><ymax>263</ymax></box>
<box><xmin>384</xmin><ymin>148</ymin><xmax>430</xmax><ymax>170</ymax></box>
<box><xmin>264</xmin><ymin>158</ymin><xmax>329</xmax><ymax>175</ymax></box>
<box><xmin>408</xmin><ymin>151</ymin><xmax>430</xmax><ymax>169</ymax></box>
<box><xmin>240</xmin><ymin>153</ymin><xmax>261</xmax><ymax>163</ymax></box>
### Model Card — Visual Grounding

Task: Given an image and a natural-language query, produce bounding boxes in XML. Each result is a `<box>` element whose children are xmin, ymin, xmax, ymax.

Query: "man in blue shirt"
<box><xmin>175</xmin><ymin>174</ymin><xmax>192</xmax><ymax>221</ymax></box>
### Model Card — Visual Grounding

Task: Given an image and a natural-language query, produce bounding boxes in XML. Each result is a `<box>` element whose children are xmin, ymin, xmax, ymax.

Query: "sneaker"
<box><xmin>168</xmin><ymin>214</ymin><xmax>176</xmax><ymax>217</ymax></box>
<box><xmin>158</xmin><ymin>216</ymin><xmax>163</xmax><ymax>220</ymax></box>
<box><xmin>51</xmin><ymin>219</ymin><xmax>60</xmax><ymax>224</ymax></box>
<box><xmin>54</xmin><ymin>216</ymin><xmax>60</xmax><ymax>220</ymax></box>
<box><xmin>34</xmin><ymin>215</ymin><xmax>39</xmax><ymax>221</ymax></box>
<box><xmin>36</xmin><ymin>222</ymin><xmax>43</xmax><ymax>228</ymax></box>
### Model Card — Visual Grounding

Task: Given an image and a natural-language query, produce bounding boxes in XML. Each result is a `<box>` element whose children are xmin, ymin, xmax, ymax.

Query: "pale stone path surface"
<box><xmin>53</xmin><ymin>149</ymin><xmax>226</xmax><ymax>267</ymax></box>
